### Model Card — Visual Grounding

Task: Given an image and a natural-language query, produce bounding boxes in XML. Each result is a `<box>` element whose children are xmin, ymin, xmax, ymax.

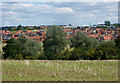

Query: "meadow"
<box><xmin>2</xmin><ymin>60</ymin><xmax>118</xmax><ymax>81</ymax></box>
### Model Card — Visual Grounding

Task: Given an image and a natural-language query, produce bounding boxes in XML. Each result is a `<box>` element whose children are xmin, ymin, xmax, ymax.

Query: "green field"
<box><xmin>2</xmin><ymin>60</ymin><xmax>118</xmax><ymax>81</ymax></box>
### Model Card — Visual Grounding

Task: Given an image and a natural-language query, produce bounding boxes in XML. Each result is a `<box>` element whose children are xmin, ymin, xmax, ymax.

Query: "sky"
<box><xmin>1</xmin><ymin>2</ymin><xmax>118</xmax><ymax>26</ymax></box>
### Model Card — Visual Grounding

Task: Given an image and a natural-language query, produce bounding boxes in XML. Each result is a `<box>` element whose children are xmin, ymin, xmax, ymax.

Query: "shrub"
<box><xmin>15</xmin><ymin>54</ymin><xmax>24</xmax><ymax>60</ymax></box>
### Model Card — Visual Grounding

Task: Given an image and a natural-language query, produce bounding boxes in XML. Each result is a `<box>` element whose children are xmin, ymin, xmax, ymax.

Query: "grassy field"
<box><xmin>2</xmin><ymin>60</ymin><xmax>118</xmax><ymax>81</ymax></box>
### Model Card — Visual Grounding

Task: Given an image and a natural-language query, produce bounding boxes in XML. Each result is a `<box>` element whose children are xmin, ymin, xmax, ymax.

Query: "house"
<box><xmin>36</xmin><ymin>30</ymin><xmax>46</xmax><ymax>36</ymax></box>
<box><xmin>88</xmin><ymin>34</ymin><xmax>99</xmax><ymax>38</ymax></box>
<box><xmin>64</xmin><ymin>29</ymin><xmax>73</xmax><ymax>36</ymax></box>
<box><xmin>103</xmin><ymin>36</ymin><xmax>111</xmax><ymax>40</ymax></box>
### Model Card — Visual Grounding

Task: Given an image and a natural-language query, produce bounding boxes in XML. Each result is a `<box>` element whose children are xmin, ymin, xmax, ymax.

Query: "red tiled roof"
<box><xmin>88</xmin><ymin>34</ymin><xmax>99</xmax><ymax>38</ymax></box>
<box><xmin>103</xmin><ymin>36</ymin><xmax>111</xmax><ymax>40</ymax></box>
<box><xmin>29</xmin><ymin>36</ymin><xmax>41</xmax><ymax>40</ymax></box>
<box><xmin>27</xmin><ymin>30</ymin><xmax>32</xmax><ymax>33</ymax></box>
<box><xmin>64</xmin><ymin>29</ymin><xmax>72</xmax><ymax>32</ymax></box>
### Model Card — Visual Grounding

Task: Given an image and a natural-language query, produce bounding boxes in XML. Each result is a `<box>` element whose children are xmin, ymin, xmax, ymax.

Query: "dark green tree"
<box><xmin>115</xmin><ymin>35</ymin><xmax>120</xmax><ymax>49</ymax></box>
<box><xmin>69</xmin><ymin>48</ymin><xmax>84</xmax><ymax>60</ymax></box>
<box><xmin>18</xmin><ymin>35</ymin><xmax>42</xmax><ymax>59</ymax></box>
<box><xmin>17</xmin><ymin>25</ymin><xmax>23</xmax><ymax>30</ymax></box>
<box><xmin>114</xmin><ymin>35</ymin><xmax>120</xmax><ymax>59</ymax></box>
<box><xmin>105</xmin><ymin>21</ymin><xmax>110</xmax><ymax>26</ymax></box>
<box><xmin>62</xmin><ymin>49</ymin><xmax>71</xmax><ymax>60</ymax></box>
<box><xmin>3</xmin><ymin>35</ymin><xmax>43</xmax><ymax>60</ymax></box>
<box><xmin>70</xmin><ymin>31</ymin><xmax>98</xmax><ymax>48</ymax></box>
<box><xmin>43</xmin><ymin>25</ymin><xmax>70</xmax><ymax>60</ymax></box>
<box><xmin>69</xmin><ymin>24</ymin><xmax>72</xmax><ymax>26</ymax></box>
<box><xmin>0</xmin><ymin>40</ymin><xmax>2</xmax><ymax>59</ymax></box>
<box><xmin>15</xmin><ymin>54</ymin><xmax>24</xmax><ymax>60</ymax></box>
<box><xmin>70</xmin><ymin>31</ymin><xmax>98</xmax><ymax>60</ymax></box>
<box><xmin>3</xmin><ymin>38</ymin><xmax>21</xmax><ymax>59</ymax></box>
<box><xmin>94</xmin><ymin>40</ymin><xmax>117</xmax><ymax>60</ymax></box>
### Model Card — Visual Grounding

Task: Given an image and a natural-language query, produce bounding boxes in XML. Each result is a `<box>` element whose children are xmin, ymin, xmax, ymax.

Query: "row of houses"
<box><xmin>1</xmin><ymin>27</ymin><xmax>120</xmax><ymax>43</ymax></box>
<box><xmin>63</xmin><ymin>27</ymin><xmax>120</xmax><ymax>41</ymax></box>
<box><xmin>85</xmin><ymin>28</ymin><xmax>120</xmax><ymax>41</ymax></box>
<box><xmin>1</xmin><ymin>30</ymin><xmax>46</xmax><ymax>43</ymax></box>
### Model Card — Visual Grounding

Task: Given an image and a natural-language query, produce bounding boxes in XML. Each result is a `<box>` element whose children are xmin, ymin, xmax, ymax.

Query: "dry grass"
<box><xmin>2</xmin><ymin>60</ymin><xmax>118</xmax><ymax>81</ymax></box>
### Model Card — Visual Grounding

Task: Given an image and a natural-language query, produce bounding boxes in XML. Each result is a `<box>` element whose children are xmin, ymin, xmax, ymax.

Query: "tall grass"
<box><xmin>2</xmin><ymin>60</ymin><xmax>118</xmax><ymax>81</ymax></box>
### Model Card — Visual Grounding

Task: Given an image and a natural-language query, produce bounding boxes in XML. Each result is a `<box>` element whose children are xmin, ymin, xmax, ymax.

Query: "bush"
<box><xmin>25</xmin><ymin>56</ymin><xmax>35</xmax><ymax>60</ymax></box>
<box><xmin>69</xmin><ymin>48</ymin><xmax>84</xmax><ymax>60</ymax></box>
<box><xmin>15</xmin><ymin>54</ymin><xmax>24</xmax><ymax>60</ymax></box>
<box><xmin>61</xmin><ymin>49</ymin><xmax>71</xmax><ymax>60</ymax></box>
<box><xmin>38</xmin><ymin>53</ymin><xmax>46</xmax><ymax>60</ymax></box>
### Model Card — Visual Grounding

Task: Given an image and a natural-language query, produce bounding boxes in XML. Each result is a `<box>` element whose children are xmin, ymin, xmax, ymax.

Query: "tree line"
<box><xmin>2</xmin><ymin>25</ymin><xmax>120</xmax><ymax>60</ymax></box>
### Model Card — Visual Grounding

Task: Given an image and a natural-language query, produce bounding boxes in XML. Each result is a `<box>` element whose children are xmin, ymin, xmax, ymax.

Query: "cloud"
<box><xmin>3</xmin><ymin>11</ymin><xmax>17</xmax><ymax>16</ymax></box>
<box><xmin>88</xmin><ymin>2</ymin><xmax>98</xmax><ymax>6</ymax></box>
<box><xmin>55</xmin><ymin>7</ymin><xmax>75</xmax><ymax>13</ymax></box>
<box><xmin>2</xmin><ymin>0</ymin><xmax>120</xmax><ymax>2</ymax></box>
<box><xmin>2</xmin><ymin>2</ymin><xmax>118</xmax><ymax>26</ymax></box>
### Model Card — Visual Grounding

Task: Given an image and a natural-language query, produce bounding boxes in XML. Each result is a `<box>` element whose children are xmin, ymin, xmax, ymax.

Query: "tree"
<box><xmin>17</xmin><ymin>25</ymin><xmax>23</xmax><ymax>30</ymax></box>
<box><xmin>0</xmin><ymin>40</ymin><xmax>2</xmax><ymax>59</ymax></box>
<box><xmin>22</xmin><ymin>39</ymin><xmax>42</xmax><ymax>59</ymax></box>
<box><xmin>115</xmin><ymin>35</ymin><xmax>120</xmax><ymax>49</ymax></box>
<box><xmin>114</xmin><ymin>35</ymin><xmax>120</xmax><ymax>59</ymax></box>
<box><xmin>105</xmin><ymin>21</ymin><xmax>110</xmax><ymax>26</ymax></box>
<box><xmin>43</xmin><ymin>25</ymin><xmax>70</xmax><ymax>60</ymax></box>
<box><xmin>70</xmin><ymin>31</ymin><xmax>98</xmax><ymax>48</ymax></box>
<box><xmin>18</xmin><ymin>35</ymin><xmax>42</xmax><ymax>59</ymax></box>
<box><xmin>85</xmin><ymin>48</ymin><xmax>96</xmax><ymax>60</ymax></box>
<box><xmin>15</xmin><ymin>54</ymin><xmax>24</xmax><ymax>60</ymax></box>
<box><xmin>37</xmin><ymin>53</ymin><xmax>46</xmax><ymax>60</ymax></box>
<box><xmin>69</xmin><ymin>24</ymin><xmax>72</xmax><ymax>26</ymax></box>
<box><xmin>3</xmin><ymin>38</ymin><xmax>21</xmax><ymax>59</ymax></box>
<box><xmin>62</xmin><ymin>49</ymin><xmax>71</xmax><ymax>60</ymax></box>
<box><xmin>69</xmin><ymin>48</ymin><xmax>84</xmax><ymax>60</ymax></box>
<box><xmin>69</xmin><ymin>31</ymin><xmax>98</xmax><ymax>60</ymax></box>
<box><xmin>18</xmin><ymin>35</ymin><xmax>28</xmax><ymax>44</ymax></box>
<box><xmin>77</xmin><ymin>26</ymin><xmax>80</xmax><ymax>29</ymax></box>
<box><xmin>3</xmin><ymin>35</ymin><xmax>43</xmax><ymax>60</ymax></box>
<box><xmin>94</xmin><ymin>40</ymin><xmax>117</xmax><ymax>60</ymax></box>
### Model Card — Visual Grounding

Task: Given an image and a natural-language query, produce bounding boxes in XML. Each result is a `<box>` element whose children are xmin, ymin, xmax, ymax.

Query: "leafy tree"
<box><xmin>94</xmin><ymin>40</ymin><xmax>117</xmax><ymax>60</ymax></box>
<box><xmin>69</xmin><ymin>24</ymin><xmax>72</xmax><ymax>26</ymax></box>
<box><xmin>17</xmin><ymin>25</ymin><xmax>23</xmax><ymax>30</ymax></box>
<box><xmin>22</xmin><ymin>39</ymin><xmax>42</xmax><ymax>59</ymax></box>
<box><xmin>69</xmin><ymin>48</ymin><xmax>83</xmax><ymax>60</ymax></box>
<box><xmin>105</xmin><ymin>21</ymin><xmax>110</xmax><ymax>26</ymax></box>
<box><xmin>15</xmin><ymin>54</ymin><xmax>24</xmax><ymax>60</ymax></box>
<box><xmin>18</xmin><ymin>35</ymin><xmax>42</xmax><ymax>59</ymax></box>
<box><xmin>3</xmin><ymin>38</ymin><xmax>21</xmax><ymax>59</ymax></box>
<box><xmin>3</xmin><ymin>35</ymin><xmax>43</xmax><ymax>60</ymax></box>
<box><xmin>0</xmin><ymin>40</ymin><xmax>2</xmax><ymax>59</ymax></box>
<box><xmin>85</xmin><ymin>48</ymin><xmax>96</xmax><ymax>60</ymax></box>
<box><xmin>70</xmin><ymin>31</ymin><xmax>98</xmax><ymax>48</ymax></box>
<box><xmin>69</xmin><ymin>31</ymin><xmax>99</xmax><ymax>60</ymax></box>
<box><xmin>37</xmin><ymin>53</ymin><xmax>46</xmax><ymax>60</ymax></box>
<box><xmin>115</xmin><ymin>35</ymin><xmax>120</xmax><ymax>49</ymax></box>
<box><xmin>114</xmin><ymin>35</ymin><xmax>120</xmax><ymax>59</ymax></box>
<box><xmin>18</xmin><ymin>35</ymin><xmax>28</xmax><ymax>44</ymax></box>
<box><xmin>43</xmin><ymin>25</ymin><xmax>70</xmax><ymax>60</ymax></box>
<box><xmin>58</xmin><ymin>47</ymin><xmax>72</xmax><ymax>60</ymax></box>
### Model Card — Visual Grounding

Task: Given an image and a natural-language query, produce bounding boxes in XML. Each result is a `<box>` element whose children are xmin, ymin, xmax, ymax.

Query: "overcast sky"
<box><xmin>2</xmin><ymin>2</ymin><xmax>118</xmax><ymax>26</ymax></box>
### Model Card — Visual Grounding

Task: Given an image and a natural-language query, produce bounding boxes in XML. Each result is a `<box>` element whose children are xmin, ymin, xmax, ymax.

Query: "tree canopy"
<box><xmin>43</xmin><ymin>25</ymin><xmax>70</xmax><ymax>60</ymax></box>
<box><xmin>3</xmin><ymin>35</ymin><xmax>43</xmax><ymax>60</ymax></box>
<box><xmin>70</xmin><ymin>31</ymin><xmax>98</xmax><ymax>48</ymax></box>
<box><xmin>3</xmin><ymin>38</ymin><xmax>21</xmax><ymax>59</ymax></box>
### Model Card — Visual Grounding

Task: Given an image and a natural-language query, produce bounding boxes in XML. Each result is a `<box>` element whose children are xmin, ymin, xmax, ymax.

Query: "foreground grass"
<box><xmin>2</xmin><ymin>60</ymin><xmax>118</xmax><ymax>81</ymax></box>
